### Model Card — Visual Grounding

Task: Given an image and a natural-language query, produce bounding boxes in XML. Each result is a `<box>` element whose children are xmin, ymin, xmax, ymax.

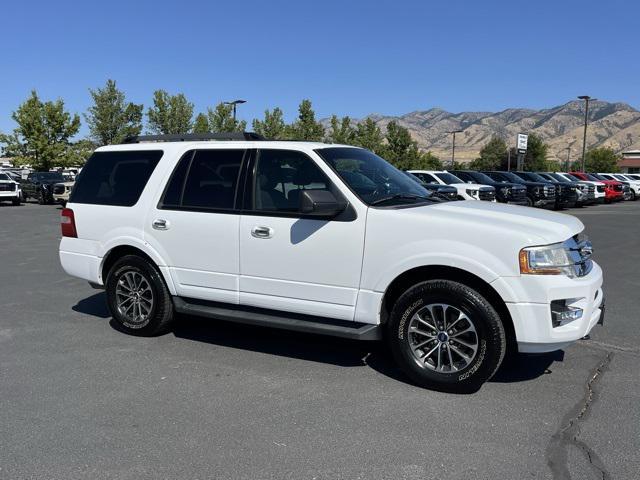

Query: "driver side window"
<box><xmin>253</xmin><ymin>149</ymin><xmax>330</xmax><ymax>213</ymax></box>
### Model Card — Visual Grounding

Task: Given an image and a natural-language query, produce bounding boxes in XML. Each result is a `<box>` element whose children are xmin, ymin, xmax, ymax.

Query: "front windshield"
<box><xmin>434</xmin><ymin>172</ymin><xmax>463</xmax><ymax>185</ymax></box>
<box><xmin>316</xmin><ymin>147</ymin><xmax>431</xmax><ymax>205</ymax></box>
<box><xmin>550</xmin><ymin>173</ymin><xmax>571</xmax><ymax>183</ymax></box>
<box><xmin>586</xmin><ymin>173</ymin><xmax>601</xmax><ymax>181</ymax></box>
<box><xmin>496</xmin><ymin>171</ymin><xmax>524</xmax><ymax>183</ymax></box>
<box><xmin>518</xmin><ymin>171</ymin><xmax>548</xmax><ymax>182</ymax></box>
<box><xmin>36</xmin><ymin>172</ymin><xmax>65</xmax><ymax>182</ymax></box>
<box><xmin>0</xmin><ymin>173</ymin><xmax>10</xmax><ymax>181</ymax></box>
<box><xmin>468</xmin><ymin>171</ymin><xmax>496</xmax><ymax>184</ymax></box>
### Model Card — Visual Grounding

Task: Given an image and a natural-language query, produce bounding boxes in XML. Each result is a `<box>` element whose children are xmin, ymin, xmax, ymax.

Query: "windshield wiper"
<box><xmin>370</xmin><ymin>193</ymin><xmax>430</xmax><ymax>206</ymax></box>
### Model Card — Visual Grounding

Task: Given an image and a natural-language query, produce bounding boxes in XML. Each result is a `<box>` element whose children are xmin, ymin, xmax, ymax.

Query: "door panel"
<box><xmin>238</xmin><ymin>149</ymin><xmax>365</xmax><ymax>320</ymax></box>
<box><xmin>143</xmin><ymin>148</ymin><xmax>245</xmax><ymax>304</ymax></box>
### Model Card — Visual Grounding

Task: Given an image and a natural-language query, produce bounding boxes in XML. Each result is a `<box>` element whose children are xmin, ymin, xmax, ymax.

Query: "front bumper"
<box><xmin>491</xmin><ymin>262</ymin><xmax>604</xmax><ymax>353</ymax></box>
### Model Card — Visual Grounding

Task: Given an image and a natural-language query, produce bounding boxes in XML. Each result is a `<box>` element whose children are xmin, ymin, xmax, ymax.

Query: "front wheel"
<box><xmin>38</xmin><ymin>190</ymin><xmax>45</xmax><ymax>205</ymax></box>
<box><xmin>525</xmin><ymin>196</ymin><xmax>533</xmax><ymax>207</ymax></box>
<box><xmin>12</xmin><ymin>196</ymin><xmax>20</xmax><ymax>206</ymax></box>
<box><xmin>387</xmin><ymin>280</ymin><xmax>506</xmax><ymax>393</ymax></box>
<box><xmin>105</xmin><ymin>255</ymin><xmax>174</xmax><ymax>336</ymax></box>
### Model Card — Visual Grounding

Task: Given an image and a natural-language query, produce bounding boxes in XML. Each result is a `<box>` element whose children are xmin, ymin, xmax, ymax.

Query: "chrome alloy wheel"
<box><xmin>408</xmin><ymin>303</ymin><xmax>478</xmax><ymax>372</ymax></box>
<box><xmin>115</xmin><ymin>270</ymin><xmax>154</xmax><ymax>328</ymax></box>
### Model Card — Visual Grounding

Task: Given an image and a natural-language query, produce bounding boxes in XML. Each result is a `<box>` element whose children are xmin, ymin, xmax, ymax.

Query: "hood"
<box><xmin>511</xmin><ymin>179</ymin><xmax>548</xmax><ymax>187</ymax></box>
<box><xmin>452</xmin><ymin>183</ymin><xmax>493</xmax><ymax>190</ymax></box>
<box><xmin>412</xmin><ymin>200</ymin><xmax>584</xmax><ymax>245</ymax></box>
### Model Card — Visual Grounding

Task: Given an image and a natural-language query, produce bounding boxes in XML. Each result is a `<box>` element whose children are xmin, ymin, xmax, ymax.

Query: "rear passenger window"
<box><xmin>160</xmin><ymin>149</ymin><xmax>245</xmax><ymax>211</ymax></box>
<box><xmin>70</xmin><ymin>150</ymin><xmax>162</xmax><ymax>206</ymax></box>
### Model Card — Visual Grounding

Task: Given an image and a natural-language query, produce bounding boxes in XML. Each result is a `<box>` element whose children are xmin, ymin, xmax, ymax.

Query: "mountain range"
<box><xmin>329</xmin><ymin>100</ymin><xmax>640</xmax><ymax>163</ymax></box>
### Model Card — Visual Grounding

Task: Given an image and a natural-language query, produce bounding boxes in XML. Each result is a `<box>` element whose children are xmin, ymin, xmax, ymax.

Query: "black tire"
<box><xmin>38</xmin><ymin>190</ymin><xmax>45</xmax><ymax>205</ymax></box>
<box><xmin>105</xmin><ymin>255</ymin><xmax>174</xmax><ymax>336</ymax></box>
<box><xmin>525</xmin><ymin>196</ymin><xmax>533</xmax><ymax>207</ymax></box>
<box><xmin>12</xmin><ymin>196</ymin><xmax>20</xmax><ymax>206</ymax></box>
<box><xmin>387</xmin><ymin>279</ymin><xmax>506</xmax><ymax>393</ymax></box>
<box><xmin>21</xmin><ymin>191</ymin><xmax>27</xmax><ymax>202</ymax></box>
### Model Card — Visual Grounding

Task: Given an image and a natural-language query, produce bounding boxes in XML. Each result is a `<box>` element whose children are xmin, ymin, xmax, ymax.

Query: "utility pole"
<box><xmin>448</xmin><ymin>130</ymin><xmax>463</xmax><ymax>168</ymax></box>
<box><xmin>565</xmin><ymin>145</ymin><xmax>571</xmax><ymax>171</ymax></box>
<box><xmin>507</xmin><ymin>148</ymin><xmax>512</xmax><ymax>171</ymax></box>
<box><xmin>578</xmin><ymin>95</ymin><xmax>594</xmax><ymax>172</ymax></box>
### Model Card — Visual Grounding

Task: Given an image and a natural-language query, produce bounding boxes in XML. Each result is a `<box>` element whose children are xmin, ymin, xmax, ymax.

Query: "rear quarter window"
<box><xmin>70</xmin><ymin>150</ymin><xmax>163</xmax><ymax>206</ymax></box>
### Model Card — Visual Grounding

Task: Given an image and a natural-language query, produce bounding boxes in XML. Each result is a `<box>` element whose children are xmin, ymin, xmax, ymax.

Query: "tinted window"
<box><xmin>412</xmin><ymin>172</ymin><xmax>439</xmax><ymax>184</ymax></box>
<box><xmin>70</xmin><ymin>150</ymin><xmax>162</xmax><ymax>206</ymax></box>
<box><xmin>161</xmin><ymin>149</ymin><xmax>244</xmax><ymax>210</ymax></box>
<box><xmin>0</xmin><ymin>173</ymin><xmax>10</xmax><ymax>181</ymax></box>
<box><xmin>254</xmin><ymin>149</ymin><xmax>330</xmax><ymax>212</ymax></box>
<box><xmin>434</xmin><ymin>172</ymin><xmax>463</xmax><ymax>184</ymax></box>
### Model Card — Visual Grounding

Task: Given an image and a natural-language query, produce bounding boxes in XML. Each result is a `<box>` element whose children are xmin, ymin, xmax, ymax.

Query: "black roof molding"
<box><xmin>122</xmin><ymin>132</ymin><xmax>266</xmax><ymax>143</ymax></box>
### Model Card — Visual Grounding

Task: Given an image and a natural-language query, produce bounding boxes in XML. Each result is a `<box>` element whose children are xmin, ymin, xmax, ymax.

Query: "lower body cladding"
<box><xmin>533</xmin><ymin>197</ymin><xmax>554</xmax><ymax>208</ymax></box>
<box><xmin>491</xmin><ymin>262</ymin><xmax>604</xmax><ymax>353</ymax></box>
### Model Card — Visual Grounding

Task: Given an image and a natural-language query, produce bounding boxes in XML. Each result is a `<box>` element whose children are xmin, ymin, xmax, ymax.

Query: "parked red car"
<box><xmin>569</xmin><ymin>172</ymin><xmax>624</xmax><ymax>203</ymax></box>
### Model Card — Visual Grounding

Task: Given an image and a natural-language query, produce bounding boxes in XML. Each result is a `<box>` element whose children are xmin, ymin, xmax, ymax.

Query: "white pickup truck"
<box><xmin>59</xmin><ymin>134</ymin><xmax>604</xmax><ymax>393</ymax></box>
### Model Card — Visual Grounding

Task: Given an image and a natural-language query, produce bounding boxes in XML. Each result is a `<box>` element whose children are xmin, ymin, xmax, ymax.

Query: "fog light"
<box><xmin>551</xmin><ymin>300</ymin><xmax>583</xmax><ymax>327</ymax></box>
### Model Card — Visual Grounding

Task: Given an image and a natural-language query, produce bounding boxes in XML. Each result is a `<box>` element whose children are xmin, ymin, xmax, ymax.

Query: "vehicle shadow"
<box><xmin>72</xmin><ymin>292</ymin><xmax>564</xmax><ymax>386</ymax></box>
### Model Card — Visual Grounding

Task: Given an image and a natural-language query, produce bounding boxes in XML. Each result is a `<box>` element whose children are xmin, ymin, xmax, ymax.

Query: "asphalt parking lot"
<box><xmin>1</xmin><ymin>201</ymin><xmax>638</xmax><ymax>480</ymax></box>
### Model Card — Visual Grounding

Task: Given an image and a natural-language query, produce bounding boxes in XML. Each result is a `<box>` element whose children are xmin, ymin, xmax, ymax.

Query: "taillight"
<box><xmin>61</xmin><ymin>208</ymin><xmax>78</xmax><ymax>238</ymax></box>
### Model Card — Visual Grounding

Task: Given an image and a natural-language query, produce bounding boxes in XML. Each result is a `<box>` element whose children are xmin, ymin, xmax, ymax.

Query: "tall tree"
<box><xmin>65</xmin><ymin>139</ymin><xmax>97</xmax><ymax>167</ymax></box>
<box><xmin>584</xmin><ymin>147</ymin><xmax>621</xmax><ymax>172</ymax></box>
<box><xmin>207</xmin><ymin>103</ymin><xmax>247</xmax><ymax>133</ymax></box>
<box><xmin>84</xmin><ymin>79</ymin><xmax>143</xmax><ymax>145</ymax></box>
<box><xmin>252</xmin><ymin>107</ymin><xmax>286</xmax><ymax>139</ymax></box>
<box><xmin>522</xmin><ymin>133</ymin><xmax>548</xmax><ymax>171</ymax></box>
<box><xmin>326</xmin><ymin>115</ymin><xmax>356</xmax><ymax>144</ymax></box>
<box><xmin>469</xmin><ymin>136</ymin><xmax>507</xmax><ymax>170</ymax></box>
<box><xmin>382</xmin><ymin>121</ymin><xmax>429</xmax><ymax>170</ymax></box>
<box><xmin>288</xmin><ymin>99</ymin><xmax>324</xmax><ymax>141</ymax></box>
<box><xmin>192</xmin><ymin>113</ymin><xmax>210</xmax><ymax>133</ymax></box>
<box><xmin>353</xmin><ymin>118</ymin><xmax>385</xmax><ymax>154</ymax></box>
<box><xmin>147</xmin><ymin>90</ymin><xmax>194</xmax><ymax>134</ymax></box>
<box><xmin>0</xmin><ymin>90</ymin><xmax>80</xmax><ymax>171</ymax></box>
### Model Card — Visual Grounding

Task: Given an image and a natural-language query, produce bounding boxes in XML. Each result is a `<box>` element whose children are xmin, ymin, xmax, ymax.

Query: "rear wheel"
<box><xmin>387</xmin><ymin>279</ymin><xmax>506</xmax><ymax>393</ymax></box>
<box><xmin>38</xmin><ymin>190</ymin><xmax>45</xmax><ymax>205</ymax></box>
<box><xmin>106</xmin><ymin>255</ymin><xmax>174</xmax><ymax>336</ymax></box>
<box><xmin>525</xmin><ymin>196</ymin><xmax>533</xmax><ymax>207</ymax></box>
<box><xmin>12</xmin><ymin>196</ymin><xmax>20</xmax><ymax>206</ymax></box>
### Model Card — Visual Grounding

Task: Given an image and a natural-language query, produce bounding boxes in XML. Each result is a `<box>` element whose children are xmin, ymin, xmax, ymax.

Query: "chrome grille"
<box><xmin>478</xmin><ymin>188</ymin><xmax>496</xmax><ymax>201</ymax></box>
<box><xmin>0</xmin><ymin>183</ymin><xmax>16</xmax><ymax>192</ymax></box>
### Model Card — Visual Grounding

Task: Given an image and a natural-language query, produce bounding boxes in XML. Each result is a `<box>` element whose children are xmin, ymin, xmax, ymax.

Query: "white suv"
<box><xmin>59</xmin><ymin>133</ymin><xmax>604</xmax><ymax>393</ymax></box>
<box><xmin>407</xmin><ymin>170</ymin><xmax>496</xmax><ymax>201</ymax></box>
<box><xmin>0</xmin><ymin>171</ymin><xmax>21</xmax><ymax>205</ymax></box>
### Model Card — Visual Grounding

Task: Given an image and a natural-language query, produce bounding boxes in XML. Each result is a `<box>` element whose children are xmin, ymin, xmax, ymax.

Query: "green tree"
<box><xmin>147</xmin><ymin>90</ymin><xmax>194</xmax><ymax>134</ymax></box>
<box><xmin>522</xmin><ymin>133</ymin><xmax>548</xmax><ymax>171</ymax></box>
<box><xmin>353</xmin><ymin>118</ymin><xmax>385</xmax><ymax>154</ymax></box>
<box><xmin>470</xmin><ymin>136</ymin><xmax>507</xmax><ymax>171</ymax></box>
<box><xmin>326</xmin><ymin>115</ymin><xmax>356</xmax><ymax>144</ymax></box>
<box><xmin>0</xmin><ymin>90</ymin><xmax>81</xmax><ymax>171</ymax></box>
<box><xmin>84</xmin><ymin>79</ymin><xmax>143</xmax><ymax>145</ymax></box>
<box><xmin>382</xmin><ymin>121</ymin><xmax>440</xmax><ymax>170</ymax></box>
<box><xmin>288</xmin><ymin>99</ymin><xmax>324</xmax><ymax>141</ymax></box>
<box><xmin>584</xmin><ymin>147</ymin><xmax>620</xmax><ymax>172</ymax></box>
<box><xmin>65</xmin><ymin>139</ymin><xmax>97</xmax><ymax>167</ymax></box>
<box><xmin>192</xmin><ymin>113</ymin><xmax>210</xmax><ymax>133</ymax></box>
<box><xmin>252</xmin><ymin>107</ymin><xmax>286</xmax><ymax>139</ymax></box>
<box><xmin>207</xmin><ymin>103</ymin><xmax>247</xmax><ymax>133</ymax></box>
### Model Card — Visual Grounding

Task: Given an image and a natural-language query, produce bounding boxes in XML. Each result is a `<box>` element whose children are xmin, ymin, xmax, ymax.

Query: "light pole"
<box><xmin>224</xmin><ymin>99</ymin><xmax>246</xmax><ymax>122</ymax></box>
<box><xmin>448</xmin><ymin>130</ymin><xmax>463</xmax><ymax>168</ymax></box>
<box><xmin>578</xmin><ymin>95</ymin><xmax>595</xmax><ymax>172</ymax></box>
<box><xmin>565</xmin><ymin>145</ymin><xmax>571</xmax><ymax>171</ymax></box>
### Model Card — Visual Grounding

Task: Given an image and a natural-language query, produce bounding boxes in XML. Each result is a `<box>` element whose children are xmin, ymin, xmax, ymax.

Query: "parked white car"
<box><xmin>407</xmin><ymin>170</ymin><xmax>496</xmax><ymax>201</ymax></box>
<box><xmin>555</xmin><ymin>172</ymin><xmax>606</xmax><ymax>203</ymax></box>
<box><xmin>0</xmin><ymin>171</ymin><xmax>21</xmax><ymax>205</ymax></box>
<box><xmin>59</xmin><ymin>134</ymin><xmax>604</xmax><ymax>393</ymax></box>
<box><xmin>600</xmin><ymin>173</ymin><xmax>640</xmax><ymax>200</ymax></box>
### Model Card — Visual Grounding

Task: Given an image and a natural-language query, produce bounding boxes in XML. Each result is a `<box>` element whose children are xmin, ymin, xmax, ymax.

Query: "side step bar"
<box><xmin>173</xmin><ymin>297</ymin><xmax>382</xmax><ymax>341</ymax></box>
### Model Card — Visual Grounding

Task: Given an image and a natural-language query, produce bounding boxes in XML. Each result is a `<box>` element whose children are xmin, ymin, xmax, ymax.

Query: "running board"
<box><xmin>173</xmin><ymin>297</ymin><xmax>381</xmax><ymax>341</ymax></box>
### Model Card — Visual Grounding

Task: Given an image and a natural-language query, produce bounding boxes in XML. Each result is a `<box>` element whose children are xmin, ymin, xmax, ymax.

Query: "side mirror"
<box><xmin>299</xmin><ymin>190</ymin><xmax>347</xmax><ymax>218</ymax></box>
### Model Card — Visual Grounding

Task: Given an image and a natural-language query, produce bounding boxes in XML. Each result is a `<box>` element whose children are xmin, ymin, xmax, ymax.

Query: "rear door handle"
<box><xmin>251</xmin><ymin>226</ymin><xmax>273</xmax><ymax>239</ymax></box>
<box><xmin>152</xmin><ymin>219</ymin><xmax>169</xmax><ymax>230</ymax></box>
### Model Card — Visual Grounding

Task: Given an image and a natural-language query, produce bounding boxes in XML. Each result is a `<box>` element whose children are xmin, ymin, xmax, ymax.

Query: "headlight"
<box><xmin>465</xmin><ymin>189</ymin><xmax>479</xmax><ymax>197</ymax></box>
<box><xmin>519</xmin><ymin>237</ymin><xmax>593</xmax><ymax>278</ymax></box>
<box><xmin>500</xmin><ymin>186</ymin><xmax>510</xmax><ymax>195</ymax></box>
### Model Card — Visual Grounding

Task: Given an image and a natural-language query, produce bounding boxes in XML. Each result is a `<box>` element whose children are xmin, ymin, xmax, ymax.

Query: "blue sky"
<box><xmin>1</xmin><ymin>0</ymin><xmax>637</xmax><ymax>136</ymax></box>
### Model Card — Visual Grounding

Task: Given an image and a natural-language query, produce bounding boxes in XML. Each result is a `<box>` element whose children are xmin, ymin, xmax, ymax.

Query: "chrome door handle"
<box><xmin>251</xmin><ymin>226</ymin><xmax>273</xmax><ymax>239</ymax></box>
<box><xmin>152</xmin><ymin>219</ymin><xmax>169</xmax><ymax>230</ymax></box>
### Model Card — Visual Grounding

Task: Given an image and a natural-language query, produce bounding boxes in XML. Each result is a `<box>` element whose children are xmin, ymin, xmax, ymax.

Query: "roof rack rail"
<box><xmin>121</xmin><ymin>132</ymin><xmax>266</xmax><ymax>143</ymax></box>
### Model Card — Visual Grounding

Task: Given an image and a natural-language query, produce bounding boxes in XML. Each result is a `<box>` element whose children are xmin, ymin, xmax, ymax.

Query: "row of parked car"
<box><xmin>0</xmin><ymin>169</ymin><xmax>75</xmax><ymax>206</ymax></box>
<box><xmin>404</xmin><ymin>169</ymin><xmax>640</xmax><ymax>209</ymax></box>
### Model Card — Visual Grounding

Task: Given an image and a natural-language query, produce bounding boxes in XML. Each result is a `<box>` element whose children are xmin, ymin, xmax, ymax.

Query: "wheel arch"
<box><xmin>100</xmin><ymin>243</ymin><xmax>176</xmax><ymax>295</ymax></box>
<box><xmin>380</xmin><ymin>265</ymin><xmax>516</xmax><ymax>353</ymax></box>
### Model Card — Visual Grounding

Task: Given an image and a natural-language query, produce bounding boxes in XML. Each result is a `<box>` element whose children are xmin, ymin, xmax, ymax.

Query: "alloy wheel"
<box><xmin>115</xmin><ymin>270</ymin><xmax>155</xmax><ymax>328</ymax></box>
<box><xmin>408</xmin><ymin>303</ymin><xmax>478</xmax><ymax>373</ymax></box>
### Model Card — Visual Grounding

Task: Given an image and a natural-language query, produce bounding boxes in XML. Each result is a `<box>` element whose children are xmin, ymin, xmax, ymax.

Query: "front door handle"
<box><xmin>251</xmin><ymin>226</ymin><xmax>273</xmax><ymax>239</ymax></box>
<box><xmin>152</xmin><ymin>219</ymin><xmax>169</xmax><ymax>230</ymax></box>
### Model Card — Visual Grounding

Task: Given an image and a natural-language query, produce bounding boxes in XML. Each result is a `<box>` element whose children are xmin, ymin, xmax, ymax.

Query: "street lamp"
<box><xmin>448</xmin><ymin>130</ymin><xmax>463</xmax><ymax>168</ymax></box>
<box><xmin>223</xmin><ymin>99</ymin><xmax>246</xmax><ymax>122</ymax></box>
<box><xmin>578</xmin><ymin>95</ymin><xmax>595</xmax><ymax>172</ymax></box>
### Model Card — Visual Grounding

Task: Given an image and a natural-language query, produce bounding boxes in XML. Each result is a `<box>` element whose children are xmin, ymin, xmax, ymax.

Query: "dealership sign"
<box><xmin>517</xmin><ymin>133</ymin><xmax>528</xmax><ymax>154</ymax></box>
